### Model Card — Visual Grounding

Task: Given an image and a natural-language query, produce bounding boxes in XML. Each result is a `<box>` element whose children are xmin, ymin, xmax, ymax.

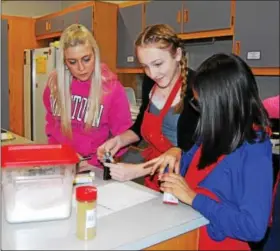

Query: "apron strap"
<box><xmin>146</xmin><ymin>76</ymin><xmax>182</xmax><ymax>117</ymax></box>
<box><xmin>160</xmin><ymin>76</ymin><xmax>182</xmax><ymax>116</ymax></box>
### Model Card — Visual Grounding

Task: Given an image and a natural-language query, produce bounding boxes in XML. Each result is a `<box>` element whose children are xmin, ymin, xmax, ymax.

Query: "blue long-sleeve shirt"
<box><xmin>180</xmin><ymin>138</ymin><xmax>273</xmax><ymax>242</ymax></box>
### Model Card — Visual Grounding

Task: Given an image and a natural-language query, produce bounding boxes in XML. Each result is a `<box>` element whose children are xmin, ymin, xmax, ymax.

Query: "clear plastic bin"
<box><xmin>1</xmin><ymin>144</ymin><xmax>79</xmax><ymax>224</ymax></box>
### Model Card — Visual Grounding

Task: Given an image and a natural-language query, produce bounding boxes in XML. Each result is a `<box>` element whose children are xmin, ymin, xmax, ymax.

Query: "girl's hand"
<box><xmin>103</xmin><ymin>158</ymin><xmax>159</xmax><ymax>182</ymax></box>
<box><xmin>97</xmin><ymin>136</ymin><xmax>122</xmax><ymax>162</ymax></box>
<box><xmin>78</xmin><ymin>161</ymin><xmax>96</xmax><ymax>173</ymax></box>
<box><xmin>160</xmin><ymin>173</ymin><xmax>197</xmax><ymax>206</ymax></box>
<box><xmin>150</xmin><ymin>147</ymin><xmax>182</xmax><ymax>178</ymax></box>
<box><xmin>103</xmin><ymin>162</ymin><xmax>150</xmax><ymax>182</ymax></box>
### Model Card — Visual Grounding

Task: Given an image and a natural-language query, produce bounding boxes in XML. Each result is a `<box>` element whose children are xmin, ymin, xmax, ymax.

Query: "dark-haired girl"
<box><xmin>151</xmin><ymin>53</ymin><xmax>273</xmax><ymax>250</ymax></box>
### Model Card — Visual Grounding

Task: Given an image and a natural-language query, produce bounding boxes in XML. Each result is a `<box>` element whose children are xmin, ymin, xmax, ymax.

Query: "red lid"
<box><xmin>1</xmin><ymin>144</ymin><xmax>79</xmax><ymax>168</ymax></box>
<box><xmin>76</xmin><ymin>186</ymin><xmax>97</xmax><ymax>202</ymax></box>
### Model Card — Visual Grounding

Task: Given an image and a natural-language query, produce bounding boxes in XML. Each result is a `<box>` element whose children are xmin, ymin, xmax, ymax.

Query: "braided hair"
<box><xmin>135</xmin><ymin>24</ymin><xmax>188</xmax><ymax>113</ymax></box>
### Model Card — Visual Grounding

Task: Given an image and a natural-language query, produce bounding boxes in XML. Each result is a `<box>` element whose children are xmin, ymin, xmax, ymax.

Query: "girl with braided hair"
<box><xmin>97</xmin><ymin>24</ymin><xmax>199</xmax><ymax>190</ymax></box>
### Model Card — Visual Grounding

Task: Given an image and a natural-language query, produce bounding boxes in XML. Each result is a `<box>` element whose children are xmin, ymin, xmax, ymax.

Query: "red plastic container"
<box><xmin>1</xmin><ymin>144</ymin><xmax>79</xmax><ymax>167</ymax></box>
<box><xmin>1</xmin><ymin>144</ymin><xmax>79</xmax><ymax>224</ymax></box>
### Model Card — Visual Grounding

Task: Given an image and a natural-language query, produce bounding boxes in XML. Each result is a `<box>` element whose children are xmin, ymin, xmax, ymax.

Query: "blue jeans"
<box><xmin>264</xmin><ymin>181</ymin><xmax>280</xmax><ymax>251</ymax></box>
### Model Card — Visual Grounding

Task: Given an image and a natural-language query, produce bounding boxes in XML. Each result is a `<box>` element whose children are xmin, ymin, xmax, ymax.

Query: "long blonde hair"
<box><xmin>51</xmin><ymin>24</ymin><xmax>102</xmax><ymax>137</ymax></box>
<box><xmin>135</xmin><ymin>24</ymin><xmax>188</xmax><ymax>113</ymax></box>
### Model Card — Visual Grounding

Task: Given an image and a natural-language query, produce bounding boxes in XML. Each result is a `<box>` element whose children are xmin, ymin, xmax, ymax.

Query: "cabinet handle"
<box><xmin>46</xmin><ymin>21</ymin><xmax>51</xmax><ymax>31</ymax></box>
<box><xmin>235</xmin><ymin>41</ymin><xmax>241</xmax><ymax>55</ymax></box>
<box><xmin>231</xmin><ymin>16</ymin><xmax>235</xmax><ymax>26</ymax></box>
<box><xmin>183</xmin><ymin>9</ymin><xmax>189</xmax><ymax>23</ymax></box>
<box><xmin>176</xmin><ymin>10</ymin><xmax>181</xmax><ymax>23</ymax></box>
<box><xmin>49</xmin><ymin>21</ymin><xmax>51</xmax><ymax>31</ymax></box>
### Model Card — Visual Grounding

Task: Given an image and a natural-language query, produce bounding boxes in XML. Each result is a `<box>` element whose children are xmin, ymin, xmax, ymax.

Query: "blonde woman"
<box><xmin>43</xmin><ymin>24</ymin><xmax>132</xmax><ymax>170</ymax></box>
<box><xmin>97</xmin><ymin>24</ymin><xmax>199</xmax><ymax>190</ymax></box>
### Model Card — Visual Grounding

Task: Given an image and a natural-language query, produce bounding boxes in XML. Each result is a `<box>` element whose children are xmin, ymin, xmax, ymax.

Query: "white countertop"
<box><xmin>273</xmin><ymin>145</ymin><xmax>279</xmax><ymax>155</ymax></box>
<box><xmin>1</xmin><ymin>132</ymin><xmax>209</xmax><ymax>250</ymax></box>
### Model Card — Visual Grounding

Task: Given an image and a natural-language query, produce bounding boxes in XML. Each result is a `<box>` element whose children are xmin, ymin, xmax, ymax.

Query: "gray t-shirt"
<box><xmin>149</xmin><ymin>102</ymin><xmax>180</xmax><ymax>146</ymax></box>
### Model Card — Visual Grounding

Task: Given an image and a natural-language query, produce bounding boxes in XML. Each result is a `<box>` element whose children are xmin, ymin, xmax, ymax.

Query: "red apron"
<box><xmin>270</xmin><ymin>171</ymin><xmax>280</xmax><ymax>226</ymax></box>
<box><xmin>141</xmin><ymin>77</ymin><xmax>182</xmax><ymax>191</ymax></box>
<box><xmin>185</xmin><ymin>146</ymin><xmax>250</xmax><ymax>250</ymax></box>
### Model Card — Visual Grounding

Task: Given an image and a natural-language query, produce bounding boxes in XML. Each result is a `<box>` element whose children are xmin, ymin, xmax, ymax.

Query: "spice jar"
<box><xmin>76</xmin><ymin>186</ymin><xmax>97</xmax><ymax>240</ymax></box>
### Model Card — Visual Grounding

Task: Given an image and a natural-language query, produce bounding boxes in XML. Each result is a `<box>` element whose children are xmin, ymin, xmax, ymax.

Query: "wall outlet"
<box><xmin>127</xmin><ymin>56</ymin><xmax>134</xmax><ymax>62</ymax></box>
<box><xmin>247</xmin><ymin>51</ymin><xmax>261</xmax><ymax>60</ymax></box>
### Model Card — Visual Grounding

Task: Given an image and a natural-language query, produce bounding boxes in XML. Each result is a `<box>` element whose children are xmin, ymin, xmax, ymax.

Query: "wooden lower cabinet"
<box><xmin>145</xmin><ymin>229</ymin><xmax>199</xmax><ymax>250</ymax></box>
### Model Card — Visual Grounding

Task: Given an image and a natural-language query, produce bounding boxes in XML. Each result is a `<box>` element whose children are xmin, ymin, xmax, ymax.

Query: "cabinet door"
<box><xmin>255</xmin><ymin>76</ymin><xmax>280</xmax><ymax>100</ymax></box>
<box><xmin>35</xmin><ymin>19</ymin><xmax>48</xmax><ymax>36</ymax></box>
<box><xmin>1</xmin><ymin>19</ymin><xmax>9</xmax><ymax>130</ymax></box>
<box><xmin>234</xmin><ymin>1</ymin><xmax>279</xmax><ymax>67</ymax></box>
<box><xmin>62</xmin><ymin>11</ymin><xmax>77</xmax><ymax>29</ymax></box>
<box><xmin>183</xmin><ymin>1</ymin><xmax>231</xmax><ymax>33</ymax></box>
<box><xmin>145</xmin><ymin>1</ymin><xmax>183</xmax><ymax>33</ymax></box>
<box><xmin>77</xmin><ymin>6</ymin><xmax>93</xmax><ymax>31</ymax></box>
<box><xmin>50</xmin><ymin>15</ymin><xmax>63</xmax><ymax>33</ymax></box>
<box><xmin>117</xmin><ymin>5</ymin><xmax>142</xmax><ymax>68</ymax></box>
<box><xmin>184</xmin><ymin>38</ymin><xmax>233</xmax><ymax>70</ymax></box>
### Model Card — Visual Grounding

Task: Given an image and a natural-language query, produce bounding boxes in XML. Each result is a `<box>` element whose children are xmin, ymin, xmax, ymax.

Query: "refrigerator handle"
<box><xmin>24</xmin><ymin>51</ymin><xmax>27</xmax><ymax>65</ymax></box>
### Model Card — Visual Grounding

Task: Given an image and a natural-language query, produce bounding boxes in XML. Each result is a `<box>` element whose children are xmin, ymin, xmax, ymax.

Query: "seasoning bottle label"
<box><xmin>86</xmin><ymin>209</ymin><xmax>96</xmax><ymax>229</ymax></box>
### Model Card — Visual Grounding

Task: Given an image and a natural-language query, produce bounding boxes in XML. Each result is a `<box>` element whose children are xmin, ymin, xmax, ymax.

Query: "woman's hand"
<box><xmin>78</xmin><ymin>160</ymin><xmax>90</xmax><ymax>172</ymax></box>
<box><xmin>97</xmin><ymin>136</ymin><xmax>122</xmax><ymax>162</ymax></box>
<box><xmin>150</xmin><ymin>147</ymin><xmax>182</xmax><ymax>178</ymax></box>
<box><xmin>76</xmin><ymin>153</ymin><xmax>93</xmax><ymax>172</ymax></box>
<box><xmin>103</xmin><ymin>162</ymin><xmax>150</xmax><ymax>182</ymax></box>
<box><xmin>160</xmin><ymin>173</ymin><xmax>197</xmax><ymax>206</ymax></box>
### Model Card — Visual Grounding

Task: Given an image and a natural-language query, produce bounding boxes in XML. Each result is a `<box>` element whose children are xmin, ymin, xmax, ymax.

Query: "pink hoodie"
<box><xmin>43</xmin><ymin>63</ymin><xmax>132</xmax><ymax>167</ymax></box>
<box><xmin>263</xmin><ymin>95</ymin><xmax>280</xmax><ymax>119</ymax></box>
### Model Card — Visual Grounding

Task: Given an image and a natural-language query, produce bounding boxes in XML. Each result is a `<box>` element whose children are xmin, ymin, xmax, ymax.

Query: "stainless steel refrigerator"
<box><xmin>24</xmin><ymin>46</ymin><xmax>59</xmax><ymax>143</ymax></box>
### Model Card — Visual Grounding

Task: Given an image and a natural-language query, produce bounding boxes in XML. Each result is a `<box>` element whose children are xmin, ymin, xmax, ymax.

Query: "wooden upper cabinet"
<box><xmin>143</xmin><ymin>1</ymin><xmax>233</xmax><ymax>35</ymax></box>
<box><xmin>35</xmin><ymin>16</ymin><xmax>63</xmax><ymax>36</ymax></box>
<box><xmin>35</xmin><ymin>19</ymin><xmax>50</xmax><ymax>36</ymax></box>
<box><xmin>35</xmin><ymin>6</ymin><xmax>93</xmax><ymax>37</ymax></box>
<box><xmin>62</xmin><ymin>6</ymin><xmax>93</xmax><ymax>31</ymax></box>
<box><xmin>117</xmin><ymin>4</ymin><xmax>143</xmax><ymax>68</ymax></box>
<box><xmin>145</xmin><ymin>1</ymin><xmax>183</xmax><ymax>33</ymax></box>
<box><xmin>76</xmin><ymin>6</ymin><xmax>93</xmax><ymax>31</ymax></box>
<box><xmin>50</xmin><ymin>16</ymin><xmax>64</xmax><ymax>33</ymax></box>
<box><xmin>34</xmin><ymin>2</ymin><xmax>118</xmax><ymax>72</ymax></box>
<box><xmin>62</xmin><ymin>11</ymin><xmax>76</xmax><ymax>30</ymax></box>
<box><xmin>35</xmin><ymin>20</ymin><xmax>44</xmax><ymax>36</ymax></box>
<box><xmin>255</xmin><ymin>76</ymin><xmax>280</xmax><ymax>100</ymax></box>
<box><xmin>182</xmin><ymin>1</ymin><xmax>232</xmax><ymax>33</ymax></box>
<box><xmin>234</xmin><ymin>1</ymin><xmax>279</xmax><ymax>68</ymax></box>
